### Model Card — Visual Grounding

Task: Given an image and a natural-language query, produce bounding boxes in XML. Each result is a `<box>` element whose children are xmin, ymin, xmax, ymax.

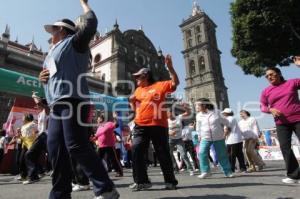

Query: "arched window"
<box><xmin>188</xmin><ymin>39</ymin><xmax>193</xmax><ymax>48</ymax></box>
<box><xmin>189</xmin><ymin>60</ymin><xmax>196</xmax><ymax>75</ymax></box>
<box><xmin>195</xmin><ymin>26</ymin><xmax>201</xmax><ymax>33</ymax></box>
<box><xmin>197</xmin><ymin>35</ymin><xmax>202</xmax><ymax>44</ymax></box>
<box><xmin>186</xmin><ymin>30</ymin><xmax>192</xmax><ymax>38</ymax></box>
<box><xmin>199</xmin><ymin>56</ymin><xmax>205</xmax><ymax>71</ymax></box>
<box><xmin>137</xmin><ymin>55</ymin><xmax>145</xmax><ymax>66</ymax></box>
<box><xmin>94</xmin><ymin>53</ymin><xmax>101</xmax><ymax>64</ymax></box>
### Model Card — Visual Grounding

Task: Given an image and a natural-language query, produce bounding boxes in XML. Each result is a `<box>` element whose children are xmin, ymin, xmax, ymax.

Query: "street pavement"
<box><xmin>0</xmin><ymin>161</ymin><xmax>299</xmax><ymax>199</ymax></box>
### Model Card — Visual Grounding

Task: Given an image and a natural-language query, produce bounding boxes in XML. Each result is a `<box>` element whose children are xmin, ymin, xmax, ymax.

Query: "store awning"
<box><xmin>0</xmin><ymin>68</ymin><xmax>129</xmax><ymax>111</ymax></box>
<box><xmin>0</xmin><ymin>68</ymin><xmax>44</xmax><ymax>97</ymax></box>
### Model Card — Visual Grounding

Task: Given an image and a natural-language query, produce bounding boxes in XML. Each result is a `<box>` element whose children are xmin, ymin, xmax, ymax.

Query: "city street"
<box><xmin>0</xmin><ymin>161</ymin><xmax>299</xmax><ymax>199</ymax></box>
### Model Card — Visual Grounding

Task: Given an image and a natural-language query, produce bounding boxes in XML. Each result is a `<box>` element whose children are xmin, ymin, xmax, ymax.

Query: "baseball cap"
<box><xmin>132</xmin><ymin>68</ymin><xmax>150</xmax><ymax>76</ymax></box>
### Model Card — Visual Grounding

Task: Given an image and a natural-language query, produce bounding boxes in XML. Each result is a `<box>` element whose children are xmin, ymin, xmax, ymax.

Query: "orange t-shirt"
<box><xmin>134</xmin><ymin>80</ymin><xmax>175</xmax><ymax>127</ymax></box>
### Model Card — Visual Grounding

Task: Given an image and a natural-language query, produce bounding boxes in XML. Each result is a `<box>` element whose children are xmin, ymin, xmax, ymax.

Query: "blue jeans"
<box><xmin>199</xmin><ymin>139</ymin><xmax>232</xmax><ymax>176</ymax></box>
<box><xmin>47</xmin><ymin>98</ymin><xmax>114</xmax><ymax>199</ymax></box>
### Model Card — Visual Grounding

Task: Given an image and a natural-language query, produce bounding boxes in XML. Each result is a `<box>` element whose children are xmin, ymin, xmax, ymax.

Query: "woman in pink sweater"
<box><xmin>260</xmin><ymin>67</ymin><xmax>300</xmax><ymax>184</ymax></box>
<box><xmin>95</xmin><ymin>117</ymin><xmax>123</xmax><ymax>177</ymax></box>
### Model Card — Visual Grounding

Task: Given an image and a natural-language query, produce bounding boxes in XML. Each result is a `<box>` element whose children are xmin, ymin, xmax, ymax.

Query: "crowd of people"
<box><xmin>0</xmin><ymin>0</ymin><xmax>300</xmax><ymax>199</ymax></box>
<box><xmin>0</xmin><ymin>93</ymin><xmax>271</xmax><ymax>198</ymax></box>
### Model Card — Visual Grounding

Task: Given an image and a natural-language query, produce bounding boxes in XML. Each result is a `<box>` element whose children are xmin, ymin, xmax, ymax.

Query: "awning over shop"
<box><xmin>0</xmin><ymin>68</ymin><xmax>129</xmax><ymax>112</ymax></box>
<box><xmin>0</xmin><ymin>68</ymin><xmax>44</xmax><ymax>97</ymax></box>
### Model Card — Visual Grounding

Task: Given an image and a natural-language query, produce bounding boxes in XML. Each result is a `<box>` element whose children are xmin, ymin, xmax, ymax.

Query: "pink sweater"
<box><xmin>260</xmin><ymin>79</ymin><xmax>300</xmax><ymax>125</ymax></box>
<box><xmin>95</xmin><ymin>122</ymin><xmax>116</xmax><ymax>148</ymax></box>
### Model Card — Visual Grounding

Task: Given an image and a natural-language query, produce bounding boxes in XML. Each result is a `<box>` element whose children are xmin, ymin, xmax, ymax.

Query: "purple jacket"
<box><xmin>260</xmin><ymin>79</ymin><xmax>300</xmax><ymax>125</ymax></box>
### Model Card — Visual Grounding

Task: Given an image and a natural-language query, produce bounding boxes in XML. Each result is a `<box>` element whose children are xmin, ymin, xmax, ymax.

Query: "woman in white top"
<box><xmin>195</xmin><ymin>98</ymin><xmax>233</xmax><ymax>179</ymax></box>
<box><xmin>238</xmin><ymin>110</ymin><xmax>265</xmax><ymax>172</ymax></box>
<box><xmin>222</xmin><ymin>108</ymin><xmax>246</xmax><ymax>173</ymax></box>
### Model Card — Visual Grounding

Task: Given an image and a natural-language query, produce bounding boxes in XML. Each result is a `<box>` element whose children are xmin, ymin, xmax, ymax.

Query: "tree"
<box><xmin>231</xmin><ymin>0</ymin><xmax>300</xmax><ymax>76</ymax></box>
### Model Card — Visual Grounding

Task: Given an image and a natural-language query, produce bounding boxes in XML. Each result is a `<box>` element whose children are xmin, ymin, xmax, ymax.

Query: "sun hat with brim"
<box><xmin>222</xmin><ymin>108</ymin><xmax>233</xmax><ymax>114</ymax></box>
<box><xmin>132</xmin><ymin>68</ymin><xmax>150</xmax><ymax>76</ymax></box>
<box><xmin>44</xmin><ymin>19</ymin><xmax>76</xmax><ymax>34</ymax></box>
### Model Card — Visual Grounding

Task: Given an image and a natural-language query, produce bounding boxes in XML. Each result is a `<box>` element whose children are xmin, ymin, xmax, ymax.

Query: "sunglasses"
<box><xmin>265</xmin><ymin>73</ymin><xmax>277</xmax><ymax>79</ymax></box>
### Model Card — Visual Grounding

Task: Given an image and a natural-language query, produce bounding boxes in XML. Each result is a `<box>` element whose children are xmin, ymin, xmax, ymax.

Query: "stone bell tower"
<box><xmin>180</xmin><ymin>1</ymin><xmax>229</xmax><ymax>109</ymax></box>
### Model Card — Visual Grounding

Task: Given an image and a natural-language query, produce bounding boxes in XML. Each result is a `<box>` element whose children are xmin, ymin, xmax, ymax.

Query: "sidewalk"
<box><xmin>0</xmin><ymin>161</ymin><xmax>299</xmax><ymax>199</ymax></box>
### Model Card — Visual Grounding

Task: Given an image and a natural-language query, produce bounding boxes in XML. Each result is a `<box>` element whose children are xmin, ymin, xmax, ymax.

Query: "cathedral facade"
<box><xmin>89</xmin><ymin>22</ymin><xmax>170</xmax><ymax>96</ymax></box>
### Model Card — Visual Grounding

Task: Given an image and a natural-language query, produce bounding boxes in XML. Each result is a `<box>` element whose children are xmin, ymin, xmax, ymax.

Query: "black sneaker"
<box><xmin>165</xmin><ymin>183</ymin><xmax>177</xmax><ymax>190</ymax></box>
<box><xmin>129</xmin><ymin>183</ymin><xmax>152</xmax><ymax>191</ymax></box>
<box><xmin>22</xmin><ymin>178</ymin><xmax>40</xmax><ymax>185</ymax></box>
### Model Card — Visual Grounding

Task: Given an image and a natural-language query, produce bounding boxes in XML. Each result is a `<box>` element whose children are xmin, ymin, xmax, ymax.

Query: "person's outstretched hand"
<box><xmin>165</xmin><ymin>54</ymin><xmax>174</xmax><ymax>70</ymax></box>
<box><xmin>39</xmin><ymin>69</ymin><xmax>50</xmax><ymax>84</ymax></box>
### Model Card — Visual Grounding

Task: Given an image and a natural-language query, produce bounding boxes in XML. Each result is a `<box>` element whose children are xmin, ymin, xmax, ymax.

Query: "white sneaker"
<box><xmin>282</xmin><ymin>178</ymin><xmax>299</xmax><ymax>184</ymax></box>
<box><xmin>94</xmin><ymin>188</ymin><xmax>120</xmax><ymax>199</ymax></box>
<box><xmin>189</xmin><ymin>171</ymin><xmax>195</xmax><ymax>176</ymax></box>
<box><xmin>16</xmin><ymin>175</ymin><xmax>26</xmax><ymax>181</ymax></box>
<box><xmin>197</xmin><ymin>172</ymin><xmax>212</xmax><ymax>179</ymax></box>
<box><xmin>72</xmin><ymin>184</ymin><xmax>90</xmax><ymax>192</ymax></box>
<box><xmin>225</xmin><ymin>173</ymin><xmax>235</xmax><ymax>178</ymax></box>
<box><xmin>22</xmin><ymin>178</ymin><xmax>40</xmax><ymax>185</ymax></box>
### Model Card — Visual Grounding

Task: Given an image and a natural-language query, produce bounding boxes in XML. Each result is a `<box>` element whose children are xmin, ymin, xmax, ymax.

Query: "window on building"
<box><xmin>195</xmin><ymin>26</ymin><xmax>201</xmax><ymax>33</ymax></box>
<box><xmin>137</xmin><ymin>55</ymin><xmax>145</xmax><ymax>66</ymax></box>
<box><xmin>199</xmin><ymin>56</ymin><xmax>205</xmax><ymax>71</ymax></box>
<box><xmin>189</xmin><ymin>60</ymin><xmax>196</xmax><ymax>75</ymax></box>
<box><xmin>186</xmin><ymin>30</ymin><xmax>192</xmax><ymax>38</ymax></box>
<box><xmin>197</xmin><ymin>35</ymin><xmax>202</xmax><ymax>44</ymax></box>
<box><xmin>94</xmin><ymin>53</ymin><xmax>102</xmax><ymax>64</ymax></box>
<box><xmin>188</xmin><ymin>39</ymin><xmax>193</xmax><ymax>48</ymax></box>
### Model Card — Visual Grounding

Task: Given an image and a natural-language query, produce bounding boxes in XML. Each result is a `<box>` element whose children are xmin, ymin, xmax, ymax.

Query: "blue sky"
<box><xmin>0</xmin><ymin>0</ymin><xmax>298</xmax><ymax>128</ymax></box>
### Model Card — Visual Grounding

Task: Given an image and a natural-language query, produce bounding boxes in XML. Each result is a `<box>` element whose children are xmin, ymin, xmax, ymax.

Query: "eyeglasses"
<box><xmin>265</xmin><ymin>73</ymin><xmax>277</xmax><ymax>79</ymax></box>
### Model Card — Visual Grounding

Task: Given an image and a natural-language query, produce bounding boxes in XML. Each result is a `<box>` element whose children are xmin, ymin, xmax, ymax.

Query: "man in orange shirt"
<box><xmin>129</xmin><ymin>54</ymin><xmax>179</xmax><ymax>191</ymax></box>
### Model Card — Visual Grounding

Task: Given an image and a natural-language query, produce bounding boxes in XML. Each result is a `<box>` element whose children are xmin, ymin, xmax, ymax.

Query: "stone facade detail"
<box><xmin>90</xmin><ymin>21</ymin><xmax>170</xmax><ymax>96</ymax></box>
<box><xmin>180</xmin><ymin>2</ymin><xmax>229</xmax><ymax>109</ymax></box>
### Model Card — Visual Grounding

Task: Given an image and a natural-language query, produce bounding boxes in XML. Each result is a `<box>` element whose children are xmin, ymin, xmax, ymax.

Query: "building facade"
<box><xmin>180</xmin><ymin>2</ymin><xmax>229</xmax><ymax>109</ymax></box>
<box><xmin>0</xmin><ymin>26</ymin><xmax>45</xmax><ymax>125</ymax></box>
<box><xmin>90</xmin><ymin>22</ymin><xmax>170</xmax><ymax>96</ymax></box>
<box><xmin>0</xmin><ymin>23</ymin><xmax>170</xmax><ymax>125</ymax></box>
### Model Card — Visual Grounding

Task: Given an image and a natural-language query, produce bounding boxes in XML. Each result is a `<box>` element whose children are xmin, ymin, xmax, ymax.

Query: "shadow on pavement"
<box><xmin>180</xmin><ymin>182</ymin><xmax>292</xmax><ymax>189</ymax></box>
<box><xmin>160</xmin><ymin>195</ymin><xmax>247</xmax><ymax>199</ymax></box>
